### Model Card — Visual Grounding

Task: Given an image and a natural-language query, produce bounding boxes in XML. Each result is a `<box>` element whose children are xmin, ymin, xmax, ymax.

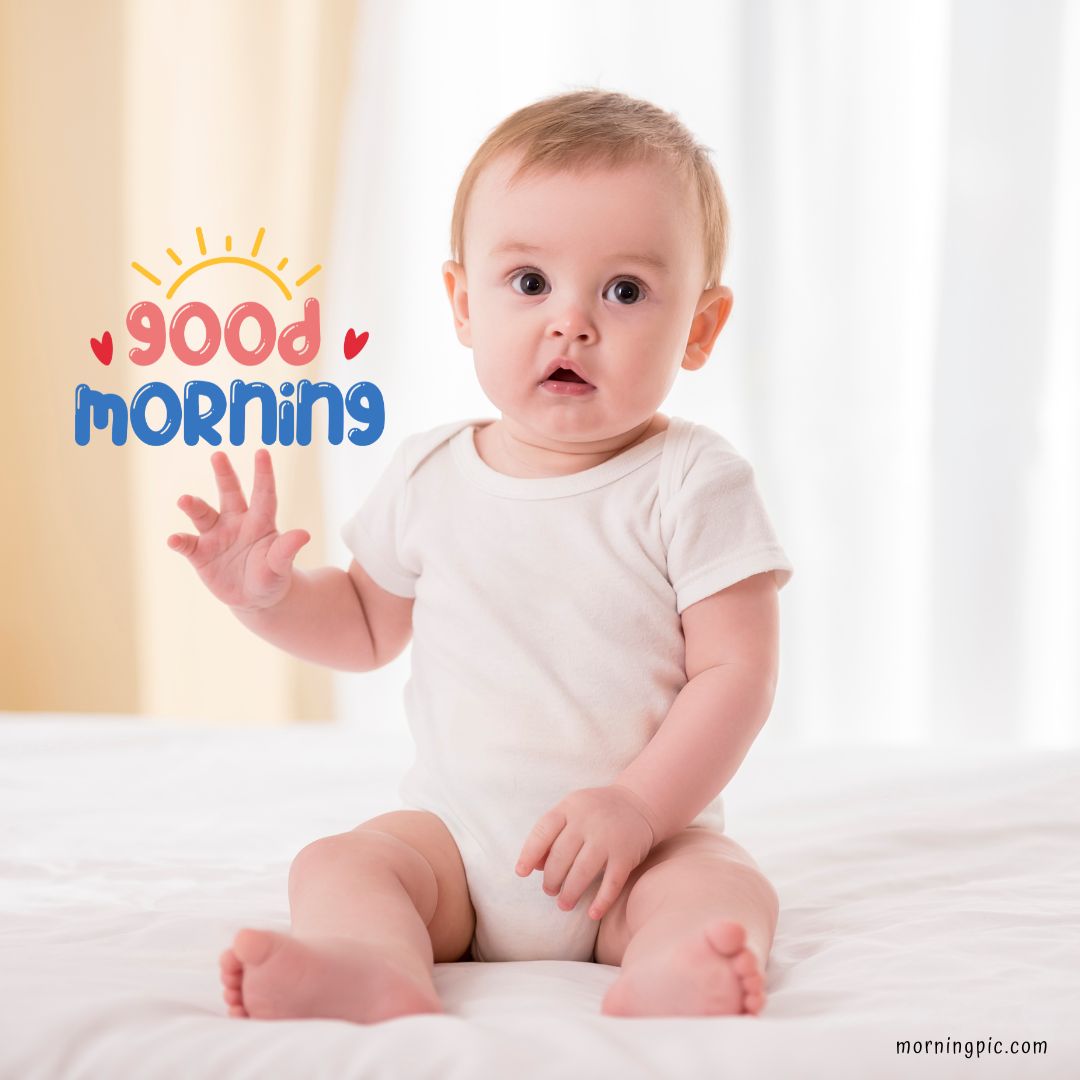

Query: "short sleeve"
<box><xmin>340</xmin><ymin>441</ymin><xmax>417</xmax><ymax>599</ymax></box>
<box><xmin>665</xmin><ymin>438</ymin><xmax>794</xmax><ymax>615</ymax></box>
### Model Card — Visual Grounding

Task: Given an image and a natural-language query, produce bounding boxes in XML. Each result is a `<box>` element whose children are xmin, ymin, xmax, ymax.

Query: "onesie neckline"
<box><xmin>450</xmin><ymin>417</ymin><xmax>685</xmax><ymax>499</ymax></box>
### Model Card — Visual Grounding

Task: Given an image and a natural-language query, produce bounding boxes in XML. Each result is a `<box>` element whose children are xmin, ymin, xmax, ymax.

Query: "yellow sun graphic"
<box><xmin>131</xmin><ymin>226</ymin><xmax>321</xmax><ymax>301</ymax></box>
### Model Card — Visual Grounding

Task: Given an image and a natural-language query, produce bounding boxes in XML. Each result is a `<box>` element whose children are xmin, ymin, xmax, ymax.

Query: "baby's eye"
<box><xmin>509</xmin><ymin>269</ymin><xmax>549</xmax><ymax>296</ymax></box>
<box><xmin>604</xmin><ymin>278</ymin><xmax>646</xmax><ymax>305</ymax></box>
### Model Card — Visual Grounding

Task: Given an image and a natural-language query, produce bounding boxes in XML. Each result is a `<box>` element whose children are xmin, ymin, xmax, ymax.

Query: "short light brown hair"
<box><xmin>449</xmin><ymin>87</ymin><xmax>731</xmax><ymax>291</ymax></box>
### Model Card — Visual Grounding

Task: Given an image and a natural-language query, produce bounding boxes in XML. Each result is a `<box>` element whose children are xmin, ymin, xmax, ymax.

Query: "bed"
<box><xmin>2</xmin><ymin>712</ymin><xmax>1077</xmax><ymax>1079</ymax></box>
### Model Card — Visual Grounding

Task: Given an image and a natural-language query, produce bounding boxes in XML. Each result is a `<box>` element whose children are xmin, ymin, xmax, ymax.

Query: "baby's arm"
<box><xmin>230</xmin><ymin>567</ymin><xmax>377</xmax><ymax>672</ymax></box>
<box><xmin>612</xmin><ymin>571</ymin><xmax>780</xmax><ymax>844</ymax></box>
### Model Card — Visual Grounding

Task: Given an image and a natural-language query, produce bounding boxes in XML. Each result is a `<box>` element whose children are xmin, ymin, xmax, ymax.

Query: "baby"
<box><xmin>170</xmin><ymin>88</ymin><xmax>794</xmax><ymax>1023</ymax></box>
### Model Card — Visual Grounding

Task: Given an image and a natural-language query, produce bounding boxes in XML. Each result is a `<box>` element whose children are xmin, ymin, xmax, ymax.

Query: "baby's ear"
<box><xmin>683</xmin><ymin>286</ymin><xmax>733</xmax><ymax>369</ymax></box>
<box><xmin>442</xmin><ymin>260</ymin><xmax>472</xmax><ymax>345</ymax></box>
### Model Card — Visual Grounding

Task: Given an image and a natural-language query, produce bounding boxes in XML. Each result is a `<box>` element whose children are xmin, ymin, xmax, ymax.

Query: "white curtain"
<box><xmin>322</xmin><ymin>0</ymin><xmax>1079</xmax><ymax>750</ymax></box>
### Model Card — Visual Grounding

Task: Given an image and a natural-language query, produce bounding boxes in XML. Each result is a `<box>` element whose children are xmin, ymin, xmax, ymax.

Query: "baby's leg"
<box><xmin>595</xmin><ymin>828</ymin><xmax>777</xmax><ymax>1018</ymax></box>
<box><xmin>219</xmin><ymin>810</ymin><xmax>476</xmax><ymax>1023</ymax></box>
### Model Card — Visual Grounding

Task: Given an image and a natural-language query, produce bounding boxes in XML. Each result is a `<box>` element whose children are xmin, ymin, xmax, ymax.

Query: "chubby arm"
<box><xmin>230</xmin><ymin>565</ymin><xmax>376</xmax><ymax>672</ymax></box>
<box><xmin>515</xmin><ymin>571</ymin><xmax>782</xmax><ymax>921</ymax></box>
<box><xmin>611</xmin><ymin>570</ymin><xmax>781</xmax><ymax>844</ymax></box>
<box><xmin>232</xmin><ymin>559</ymin><xmax>413</xmax><ymax>673</ymax></box>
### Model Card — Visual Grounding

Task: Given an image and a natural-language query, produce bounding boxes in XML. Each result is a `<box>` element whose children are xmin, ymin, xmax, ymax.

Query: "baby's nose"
<box><xmin>548</xmin><ymin>309</ymin><xmax>596</xmax><ymax>342</ymax></box>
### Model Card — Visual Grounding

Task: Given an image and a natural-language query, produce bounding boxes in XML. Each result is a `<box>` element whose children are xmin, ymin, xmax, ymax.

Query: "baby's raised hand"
<box><xmin>515</xmin><ymin>784</ymin><xmax>661</xmax><ymax>922</ymax></box>
<box><xmin>167</xmin><ymin>449</ymin><xmax>310</xmax><ymax>613</ymax></box>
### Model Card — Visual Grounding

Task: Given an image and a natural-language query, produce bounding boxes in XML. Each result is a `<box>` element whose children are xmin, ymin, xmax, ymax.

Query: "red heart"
<box><xmin>91</xmin><ymin>331</ymin><xmax>113</xmax><ymax>365</ymax></box>
<box><xmin>344</xmin><ymin>329</ymin><xmax>369</xmax><ymax>359</ymax></box>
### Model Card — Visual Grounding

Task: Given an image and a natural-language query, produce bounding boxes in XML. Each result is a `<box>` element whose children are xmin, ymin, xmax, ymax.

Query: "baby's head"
<box><xmin>442</xmin><ymin>88</ymin><xmax>734</xmax><ymax>445</ymax></box>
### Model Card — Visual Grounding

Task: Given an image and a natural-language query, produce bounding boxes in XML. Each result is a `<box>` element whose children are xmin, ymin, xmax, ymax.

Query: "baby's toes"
<box><xmin>219</xmin><ymin>948</ymin><xmax>243</xmax><ymax>988</ymax></box>
<box><xmin>740</xmin><ymin>968</ymin><xmax>767</xmax><ymax>1012</ymax></box>
<box><xmin>219</xmin><ymin>946</ymin><xmax>249</xmax><ymax>1016</ymax></box>
<box><xmin>703</xmin><ymin>920</ymin><xmax>747</xmax><ymax>957</ymax></box>
<box><xmin>731</xmin><ymin>948</ymin><xmax>759</xmax><ymax>978</ymax></box>
<box><xmin>744</xmin><ymin>989</ymin><xmax>766</xmax><ymax>1015</ymax></box>
<box><xmin>223</xmin><ymin>982</ymin><xmax>249</xmax><ymax>1018</ymax></box>
<box><xmin>721</xmin><ymin>941</ymin><xmax>767</xmax><ymax>1015</ymax></box>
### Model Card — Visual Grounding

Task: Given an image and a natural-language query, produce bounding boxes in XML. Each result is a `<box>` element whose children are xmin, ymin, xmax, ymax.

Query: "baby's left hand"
<box><xmin>515</xmin><ymin>784</ymin><xmax>660</xmax><ymax>921</ymax></box>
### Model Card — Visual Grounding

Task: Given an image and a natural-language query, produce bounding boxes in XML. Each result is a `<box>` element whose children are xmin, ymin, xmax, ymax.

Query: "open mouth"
<box><xmin>547</xmin><ymin>367</ymin><xmax>588</xmax><ymax>383</ymax></box>
<box><xmin>539</xmin><ymin>359</ymin><xmax>596</xmax><ymax>394</ymax></box>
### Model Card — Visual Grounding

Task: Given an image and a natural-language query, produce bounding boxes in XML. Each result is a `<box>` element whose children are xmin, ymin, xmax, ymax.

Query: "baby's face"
<box><xmin>443</xmin><ymin>152</ymin><xmax>732</xmax><ymax>445</ymax></box>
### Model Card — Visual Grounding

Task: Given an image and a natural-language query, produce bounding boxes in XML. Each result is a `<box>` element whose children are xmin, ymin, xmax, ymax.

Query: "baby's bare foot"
<box><xmin>218</xmin><ymin>928</ymin><xmax>443</xmax><ymax>1023</ymax></box>
<box><xmin>600</xmin><ymin>920</ymin><xmax>766</xmax><ymax>1018</ymax></box>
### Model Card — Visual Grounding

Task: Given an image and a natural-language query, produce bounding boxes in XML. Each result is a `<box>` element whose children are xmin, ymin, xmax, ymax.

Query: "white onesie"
<box><xmin>341</xmin><ymin>415</ymin><xmax>794</xmax><ymax>963</ymax></box>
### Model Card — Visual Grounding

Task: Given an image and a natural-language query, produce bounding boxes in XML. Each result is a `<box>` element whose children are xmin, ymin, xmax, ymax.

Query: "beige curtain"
<box><xmin>0</xmin><ymin>0</ymin><xmax>359</xmax><ymax>725</ymax></box>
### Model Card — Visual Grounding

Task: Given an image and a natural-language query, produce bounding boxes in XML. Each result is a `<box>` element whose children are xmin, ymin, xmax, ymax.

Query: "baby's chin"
<box><xmin>504</xmin><ymin>409</ymin><xmax>658</xmax><ymax>449</ymax></box>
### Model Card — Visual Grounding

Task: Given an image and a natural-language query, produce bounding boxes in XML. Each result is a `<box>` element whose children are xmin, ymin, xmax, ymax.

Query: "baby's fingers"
<box><xmin>516</xmin><ymin>810</ymin><xmax>566</xmax><ymax>876</ymax></box>
<box><xmin>167</xmin><ymin>532</ymin><xmax>199</xmax><ymax>557</ymax></box>
<box><xmin>177</xmin><ymin>494</ymin><xmax>218</xmax><ymax>534</ymax></box>
<box><xmin>588</xmin><ymin>859</ymin><xmax>633</xmax><ymax>921</ymax></box>
<box><xmin>249</xmin><ymin>449</ymin><xmax>278</xmax><ymax>523</ymax></box>
<box><xmin>264</xmin><ymin>528</ymin><xmax>310</xmax><ymax>578</ymax></box>
<box><xmin>556</xmin><ymin>845</ymin><xmax>604</xmax><ymax>913</ymax></box>
<box><xmin>211</xmin><ymin>451</ymin><xmax>248</xmax><ymax>515</ymax></box>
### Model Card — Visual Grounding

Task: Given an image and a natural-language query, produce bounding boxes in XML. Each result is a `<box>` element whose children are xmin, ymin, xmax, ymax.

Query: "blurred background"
<box><xmin>1</xmin><ymin>0</ymin><xmax>1076</xmax><ymax>752</ymax></box>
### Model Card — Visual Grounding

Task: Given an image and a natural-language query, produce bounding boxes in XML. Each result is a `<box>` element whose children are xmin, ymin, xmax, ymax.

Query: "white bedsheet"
<box><xmin>1</xmin><ymin>713</ymin><xmax>1077</xmax><ymax>1079</ymax></box>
